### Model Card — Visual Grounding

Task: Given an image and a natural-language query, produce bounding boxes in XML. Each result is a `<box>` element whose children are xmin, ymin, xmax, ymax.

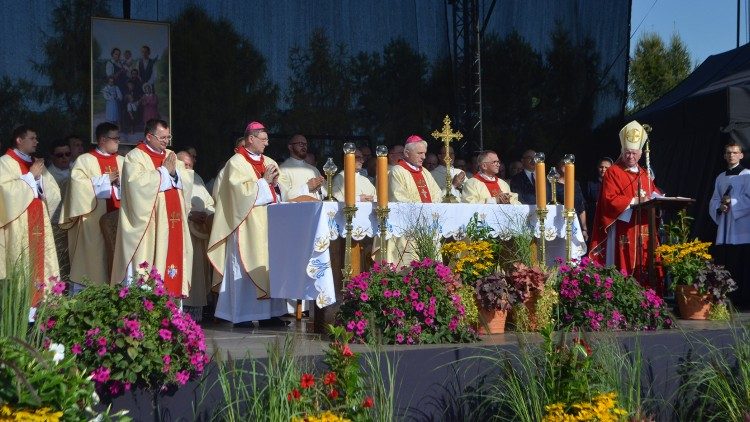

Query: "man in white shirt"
<box><xmin>709</xmin><ymin>141</ymin><xmax>750</xmax><ymax>308</ymax></box>
<box><xmin>430</xmin><ymin>145</ymin><xmax>466</xmax><ymax>201</ymax></box>
<box><xmin>278</xmin><ymin>135</ymin><xmax>325</xmax><ymax>201</ymax></box>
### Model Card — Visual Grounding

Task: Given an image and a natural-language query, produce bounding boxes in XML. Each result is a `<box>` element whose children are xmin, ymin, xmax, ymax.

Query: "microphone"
<box><xmin>717</xmin><ymin>184</ymin><xmax>733</xmax><ymax>215</ymax></box>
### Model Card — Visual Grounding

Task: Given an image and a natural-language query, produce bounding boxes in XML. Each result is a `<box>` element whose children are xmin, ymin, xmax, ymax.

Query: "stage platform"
<box><xmin>109</xmin><ymin>314</ymin><xmax>750</xmax><ymax>421</ymax></box>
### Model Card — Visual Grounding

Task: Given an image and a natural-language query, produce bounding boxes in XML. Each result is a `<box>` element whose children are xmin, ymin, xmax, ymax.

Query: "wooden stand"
<box><xmin>631</xmin><ymin>197</ymin><xmax>694</xmax><ymax>290</ymax></box>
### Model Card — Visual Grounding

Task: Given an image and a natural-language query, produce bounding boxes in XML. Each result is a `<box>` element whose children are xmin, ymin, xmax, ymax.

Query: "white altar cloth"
<box><xmin>268</xmin><ymin>202</ymin><xmax>586</xmax><ymax>308</ymax></box>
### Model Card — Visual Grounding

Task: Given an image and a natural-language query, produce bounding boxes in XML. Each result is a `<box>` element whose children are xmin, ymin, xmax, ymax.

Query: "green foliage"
<box><xmin>0</xmin><ymin>337</ymin><xmax>128</xmax><ymax>421</ymax></box>
<box><xmin>665</xmin><ymin>209</ymin><xmax>693</xmax><ymax>244</ymax></box>
<box><xmin>171</xmin><ymin>5</ymin><xmax>279</xmax><ymax>179</ymax></box>
<box><xmin>33</xmin><ymin>0</ymin><xmax>111</xmax><ymax>137</ymax></box>
<box><xmin>0</xmin><ymin>77</ymin><xmax>33</xmax><ymax>144</ymax></box>
<box><xmin>0</xmin><ymin>256</ymin><xmax>30</xmax><ymax>340</ymax></box>
<box><xmin>628</xmin><ymin>32</ymin><xmax>693</xmax><ymax>113</ymax></box>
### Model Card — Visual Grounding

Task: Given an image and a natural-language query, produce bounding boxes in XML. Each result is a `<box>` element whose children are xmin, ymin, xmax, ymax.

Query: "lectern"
<box><xmin>631</xmin><ymin>197</ymin><xmax>695</xmax><ymax>290</ymax></box>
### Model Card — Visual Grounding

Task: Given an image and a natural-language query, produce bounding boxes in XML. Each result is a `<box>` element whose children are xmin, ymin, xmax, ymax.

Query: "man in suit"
<box><xmin>510</xmin><ymin>149</ymin><xmax>538</xmax><ymax>205</ymax></box>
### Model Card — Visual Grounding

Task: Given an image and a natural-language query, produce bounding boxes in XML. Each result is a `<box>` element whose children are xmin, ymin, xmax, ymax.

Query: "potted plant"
<box><xmin>678</xmin><ymin>263</ymin><xmax>737</xmax><ymax>320</ymax></box>
<box><xmin>508</xmin><ymin>262</ymin><xmax>547</xmax><ymax>330</ymax></box>
<box><xmin>474</xmin><ymin>272</ymin><xmax>519</xmax><ymax>334</ymax></box>
<box><xmin>655</xmin><ymin>239</ymin><xmax>714</xmax><ymax>319</ymax></box>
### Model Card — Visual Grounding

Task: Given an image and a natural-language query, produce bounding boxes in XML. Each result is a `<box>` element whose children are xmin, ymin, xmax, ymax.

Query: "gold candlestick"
<box><xmin>547</xmin><ymin>167</ymin><xmax>559</xmax><ymax>205</ymax></box>
<box><xmin>431</xmin><ymin>115</ymin><xmax>463</xmax><ymax>203</ymax></box>
<box><xmin>323</xmin><ymin>158</ymin><xmax>338</xmax><ymax>201</ymax></box>
<box><xmin>564</xmin><ymin>210</ymin><xmax>576</xmax><ymax>262</ymax></box>
<box><xmin>342</xmin><ymin>205</ymin><xmax>357</xmax><ymax>282</ymax></box>
<box><xmin>536</xmin><ymin>208</ymin><xmax>548</xmax><ymax>267</ymax></box>
<box><xmin>375</xmin><ymin>206</ymin><xmax>390</xmax><ymax>261</ymax></box>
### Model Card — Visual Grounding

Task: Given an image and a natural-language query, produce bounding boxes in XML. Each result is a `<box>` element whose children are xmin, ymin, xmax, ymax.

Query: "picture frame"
<box><xmin>91</xmin><ymin>17</ymin><xmax>171</xmax><ymax>145</ymax></box>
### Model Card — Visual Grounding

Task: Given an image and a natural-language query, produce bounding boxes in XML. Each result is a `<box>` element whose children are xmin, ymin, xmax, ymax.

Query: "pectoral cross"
<box><xmin>104</xmin><ymin>165</ymin><xmax>115</xmax><ymax>174</ymax></box>
<box><xmin>169</xmin><ymin>211</ymin><xmax>181</xmax><ymax>229</ymax></box>
<box><xmin>431</xmin><ymin>115</ymin><xmax>463</xmax><ymax>203</ymax></box>
<box><xmin>31</xmin><ymin>225</ymin><xmax>43</xmax><ymax>237</ymax></box>
<box><xmin>419</xmin><ymin>186</ymin><xmax>429</xmax><ymax>197</ymax></box>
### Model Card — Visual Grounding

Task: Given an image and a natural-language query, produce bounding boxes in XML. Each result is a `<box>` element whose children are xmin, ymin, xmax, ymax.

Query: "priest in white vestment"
<box><xmin>59</xmin><ymin>122</ymin><xmax>124</xmax><ymax>286</ymax></box>
<box><xmin>207</xmin><ymin>121</ymin><xmax>287</xmax><ymax>326</ymax></box>
<box><xmin>177</xmin><ymin>152</ymin><xmax>216</xmax><ymax>321</ymax></box>
<box><xmin>331</xmin><ymin>148</ymin><xmax>376</xmax><ymax>202</ymax></box>
<box><xmin>0</xmin><ymin>125</ymin><xmax>60</xmax><ymax>314</ymax></box>
<box><xmin>461</xmin><ymin>150</ymin><xmax>520</xmax><ymax>205</ymax></box>
<box><xmin>709</xmin><ymin>142</ymin><xmax>750</xmax><ymax>308</ymax></box>
<box><xmin>111</xmin><ymin>119</ymin><xmax>193</xmax><ymax>297</ymax></box>
<box><xmin>385</xmin><ymin>135</ymin><xmax>443</xmax><ymax>267</ymax></box>
<box><xmin>430</xmin><ymin>145</ymin><xmax>466</xmax><ymax>201</ymax></box>
<box><xmin>278</xmin><ymin>134</ymin><xmax>326</xmax><ymax>201</ymax></box>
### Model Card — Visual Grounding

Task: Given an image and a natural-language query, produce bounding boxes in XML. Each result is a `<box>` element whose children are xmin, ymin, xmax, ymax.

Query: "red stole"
<box><xmin>473</xmin><ymin>173</ymin><xmax>501</xmax><ymax>197</ymax></box>
<box><xmin>135</xmin><ymin>143</ymin><xmax>184</xmax><ymax>297</ymax></box>
<box><xmin>5</xmin><ymin>149</ymin><xmax>46</xmax><ymax>306</ymax></box>
<box><xmin>397</xmin><ymin>160</ymin><xmax>432</xmax><ymax>202</ymax></box>
<box><xmin>236</xmin><ymin>148</ymin><xmax>278</xmax><ymax>202</ymax></box>
<box><xmin>90</xmin><ymin>149</ymin><xmax>121</xmax><ymax>212</ymax></box>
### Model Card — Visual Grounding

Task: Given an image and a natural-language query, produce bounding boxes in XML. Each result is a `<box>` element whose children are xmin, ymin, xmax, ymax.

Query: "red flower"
<box><xmin>287</xmin><ymin>388</ymin><xmax>301</xmax><ymax>401</ymax></box>
<box><xmin>341</xmin><ymin>344</ymin><xmax>354</xmax><ymax>357</ymax></box>
<box><xmin>323</xmin><ymin>371</ymin><xmax>337</xmax><ymax>385</ymax></box>
<box><xmin>328</xmin><ymin>389</ymin><xmax>339</xmax><ymax>399</ymax></box>
<box><xmin>362</xmin><ymin>396</ymin><xmax>374</xmax><ymax>408</ymax></box>
<box><xmin>300</xmin><ymin>373</ymin><xmax>315</xmax><ymax>389</ymax></box>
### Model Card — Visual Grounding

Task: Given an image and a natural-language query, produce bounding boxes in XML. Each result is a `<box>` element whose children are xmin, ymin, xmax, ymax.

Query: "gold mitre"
<box><xmin>619</xmin><ymin>120</ymin><xmax>648</xmax><ymax>150</ymax></box>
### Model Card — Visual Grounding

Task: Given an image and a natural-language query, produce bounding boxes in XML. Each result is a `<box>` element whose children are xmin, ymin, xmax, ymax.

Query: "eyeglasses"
<box><xmin>54</xmin><ymin>152</ymin><xmax>71</xmax><ymax>158</ymax></box>
<box><xmin>106</xmin><ymin>136</ymin><xmax>121</xmax><ymax>141</ymax></box>
<box><xmin>149</xmin><ymin>132</ymin><xmax>172</xmax><ymax>142</ymax></box>
<box><xmin>483</xmin><ymin>160</ymin><xmax>500</xmax><ymax>165</ymax></box>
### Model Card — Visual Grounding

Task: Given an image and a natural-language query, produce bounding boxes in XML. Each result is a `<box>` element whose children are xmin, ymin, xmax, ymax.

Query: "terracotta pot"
<box><xmin>476</xmin><ymin>307</ymin><xmax>508</xmax><ymax>334</ymax></box>
<box><xmin>676</xmin><ymin>284</ymin><xmax>712</xmax><ymax>320</ymax></box>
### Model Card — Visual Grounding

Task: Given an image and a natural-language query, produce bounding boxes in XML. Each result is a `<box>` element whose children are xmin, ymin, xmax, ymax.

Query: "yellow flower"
<box><xmin>291</xmin><ymin>411</ymin><xmax>352</xmax><ymax>422</ymax></box>
<box><xmin>0</xmin><ymin>405</ymin><xmax>63</xmax><ymax>422</ymax></box>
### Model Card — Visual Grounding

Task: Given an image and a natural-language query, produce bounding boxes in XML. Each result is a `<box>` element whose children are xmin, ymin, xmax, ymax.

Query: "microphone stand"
<box><xmin>635</xmin><ymin>171</ymin><xmax>642</xmax><ymax>283</ymax></box>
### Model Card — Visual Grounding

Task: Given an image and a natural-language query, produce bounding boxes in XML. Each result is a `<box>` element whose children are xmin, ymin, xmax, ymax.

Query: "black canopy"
<box><xmin>631</xmin><ymin>43</ymin><xmax>750</xmax><ymax>240</ymax></box>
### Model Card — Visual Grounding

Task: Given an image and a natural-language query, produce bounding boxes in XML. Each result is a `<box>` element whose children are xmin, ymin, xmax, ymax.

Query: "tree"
<box><xmin>628</xmin><ymin>32</ymin><xmax>693</xmax><ymax>113</ymax></box>
<box><xmin>34</xmin><ymin>0</ymin><xmax>111</xmax><ymax>137</ymax></box>
<box><xmin>171</xmin><ymin>5</ymin><xmax>278</xmax><ymax>178</ymax></box>
<box><xmin>283</xmin><ymin>29</ymin><xmax>354</xmax><ymax>136</ymax></box>
<box><xmin>351</xmin><ymin>38</ymin><xmax>432</xmax><ymax>144</ymax></box>
<box><xmin>0</xmin><ymin>77</ymin><xmax>31</xmax><ymax>146</ymax></box>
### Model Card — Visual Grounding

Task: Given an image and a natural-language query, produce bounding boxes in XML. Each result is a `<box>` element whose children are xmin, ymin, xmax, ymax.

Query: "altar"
<box><xmin>268</xmin><ymin>201</ymin><xmax>586</xmax><ymax>308</ymax></box>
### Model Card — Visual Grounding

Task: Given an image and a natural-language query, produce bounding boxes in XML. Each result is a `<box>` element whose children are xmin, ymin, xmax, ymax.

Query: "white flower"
<box><xmin>140</xmin><ymin>284</ymin><xmax>152</xmax><ymax>291</ymax></box>
<box><xmin>91</xmin><ymin>391</ymin><xmax>100</xmax><ymax>405</ymax></box>
<box><xmin>48</xmin><ymin>342</ymin><xmax>65</xmax><ymax>364</ymax></box>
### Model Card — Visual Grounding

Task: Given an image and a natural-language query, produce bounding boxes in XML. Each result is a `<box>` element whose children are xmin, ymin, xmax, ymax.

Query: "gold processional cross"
<box><xmin>431</xmin><ymin>115</ymin><xmax>463</xmax><ymax>203</ymax></box>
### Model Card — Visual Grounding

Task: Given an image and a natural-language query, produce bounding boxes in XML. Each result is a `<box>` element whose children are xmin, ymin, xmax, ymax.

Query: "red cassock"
<box><xmin>588</xmin><ymin>162</ymin><xmax>664</xmax><ymax>295</ymax></box>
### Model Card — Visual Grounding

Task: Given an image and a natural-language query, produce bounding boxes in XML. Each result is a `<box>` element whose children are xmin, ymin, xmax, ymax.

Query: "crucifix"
<box><xmin>431</xmin><ymin>115</ymin><xmax>463</xmax><ymax>203</ymax></box>
<box><xmin>169</xmin><ymin>211</ymin><xmax>181</xmax><ymax>229</ymax></box>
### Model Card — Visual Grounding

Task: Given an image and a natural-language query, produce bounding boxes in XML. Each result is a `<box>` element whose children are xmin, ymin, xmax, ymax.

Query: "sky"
<box><xmin>630</xmin><ymin>0</ymin><xmax>747</xmax><ymax>67</ymax></box>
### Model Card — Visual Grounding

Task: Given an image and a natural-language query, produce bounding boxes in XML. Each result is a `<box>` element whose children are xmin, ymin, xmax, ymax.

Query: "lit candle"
<box><xmin>343</xmin><ymin>143</ymin><xmax>356</xmax><ymax>206</ymax></box>
<box><xmin>376</xmin><ymin>145</ymin><xmax>388</xmax><ymax>208</ymax></box>
<box><xmin>534</xmin><ymin>154</ymin><xmax>546</xmax><ymax>210</ymax></box>
<box><xmin>564</xmin><ymin>163</ymin><xmax>574</xmax><ymax>211</ymax></box>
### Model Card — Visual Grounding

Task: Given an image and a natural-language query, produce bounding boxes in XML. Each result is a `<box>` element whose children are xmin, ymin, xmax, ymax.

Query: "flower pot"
<box><xmin>476</xmin><ymin>307</ymin><xmax>508</xmax><ymax>334</ymax></box>
<box><xmin>676</xmin><ymin>284</ymin><xmax>712</xmax><ymax>320</ymax></box>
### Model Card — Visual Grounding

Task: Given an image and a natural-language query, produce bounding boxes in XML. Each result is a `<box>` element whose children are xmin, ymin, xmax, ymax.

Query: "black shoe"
<box><xmin>233</xmin><ymin>321</ymin><xmax>255</xmax><ymax>329</ymax></box>
<box><xmin>258</xmin><ymin>317</ymin><xmax>290</xmax><ymax>328</ymax></box>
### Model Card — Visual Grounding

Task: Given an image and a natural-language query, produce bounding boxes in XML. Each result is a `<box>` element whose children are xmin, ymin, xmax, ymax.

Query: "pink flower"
<box><xmin>396</xmin><ymin>333</ymin><xmax>404</xmax><ymax>343</ymax></box>
<box><xmin>159</xmin><ymin>329</ymin><xmax>173</xmax><ymax>341</ymax></box>
<box><xmin>155</xmin><ymin>285</ymin><xmax>166</xmax><ymax>296</ymax></box>
<box><xmin>92</xmin><ymin>366</ymin><xmax>111</xmax><ymax>384</ymax></box>
<box><xmin>52</xmin><ymin>281</ymin><xmax>66</xmax><ymax>295</ymax></box>
<box><xmin>143</xmin><ymin>299</ymin><xmax>154</xmax><ymax>311</ymax></box>
<box><xmin>119</xmin><ymin>287</ymin><xmax>129</xmax><ymax>298</ymax></box>
<box><xmin>97</xmin><ymin>347</ymin><xmax>107</xmax><ymax>356</ymax></box>
<box><xmin>139</xmin><ymin>261</ymin><xmax>150</xmax><ymax>269</ymax></box>
<box><xmin>175</xmin><ymin>370</ymin><xmax>190</xmax><ymax>385</ymax></box>
<box><xmin>360</xmin><ymin>293</ymin><xmax>369</xmax><ymax>301</ymax></box>
<box><xmin>163</xmin><ymin>355</ymin><xmax>172</xmax><ymax>365</ymax></box>
<box><xmin>71</xmin><ymin>343</ymin><xmax>82</xmax><ymax>355</ymax></box>
<box><xmin>45</xmin><ymin>318</ymin><xmax>56</xmax><ymax>331</ymax></box>
<box><xmin>97</xmin><ymin>337</ymin><xmax>107</xmax><ymax>347</ymax></box>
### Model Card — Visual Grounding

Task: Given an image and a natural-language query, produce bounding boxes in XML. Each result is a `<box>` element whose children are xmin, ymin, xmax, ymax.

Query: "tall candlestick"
<box><xmin>376</xmin><ymin>145</ymin><xmax>388</xmax><ymax>208</ymax></box>
<box><xmin>343</xmin><ymin>143</ymin><xmax>356</xmax><ymax>206</ymax></box>
<box><xmin>564</xmin><ymin>163</ymin><xmax>574</xmax><ymax>210</ymax></box>
<box><xmin>534</xmin><ymin>152</ymin><xmax>546</xmax><ymax>210</ymax></box>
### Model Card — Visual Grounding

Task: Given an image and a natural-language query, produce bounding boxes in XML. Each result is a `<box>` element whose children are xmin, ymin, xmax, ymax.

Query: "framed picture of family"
<box><xmin>91</xmin><ymin>17</ymin><xmax>171</xmax><ymax>144</ymax></box>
